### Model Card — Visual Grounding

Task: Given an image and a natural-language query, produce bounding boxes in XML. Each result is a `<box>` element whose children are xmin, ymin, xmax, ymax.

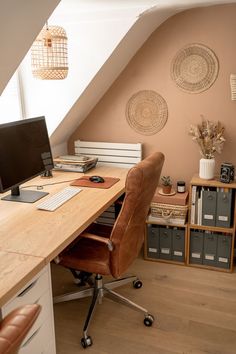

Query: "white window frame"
<box><xmin>0</xmin><ymin>70</ymin><xmax>25</xmax><ymax>123</ymax></box>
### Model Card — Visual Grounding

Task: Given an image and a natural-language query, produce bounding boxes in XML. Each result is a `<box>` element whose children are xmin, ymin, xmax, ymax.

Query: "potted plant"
<box><xmin>161</xmin><ymin>175</ymin><xmax>172</xmax><ymax>194</ymax></box>
<box><xmin>189</xmin><ymin>116</ymin><xmax>226</xmax><ymax>179</ymax></box>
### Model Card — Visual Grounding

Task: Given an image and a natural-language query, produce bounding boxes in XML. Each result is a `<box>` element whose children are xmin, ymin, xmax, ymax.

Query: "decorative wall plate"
<box><xmin>126</xmin><ymin>90</ymin><xmax>168</xmax><ymax>135</ymax></box>
<box><xmin>171</xmin><ymin>43</ymin><xmax>219</xmax><ymax>93</ymax></box>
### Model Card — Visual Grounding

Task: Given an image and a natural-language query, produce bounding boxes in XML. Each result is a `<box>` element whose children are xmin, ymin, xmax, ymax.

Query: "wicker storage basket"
<box><xmin>150</xmin><ymin>202</ymin><xmax>188</xmax><ymax>225</ymax></box>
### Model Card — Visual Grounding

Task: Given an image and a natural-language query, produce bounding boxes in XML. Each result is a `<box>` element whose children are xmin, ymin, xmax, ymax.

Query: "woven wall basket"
<box><xmin>171</xmin><ymin>43</ymin><xmax>219</xmax><ymax>93</ymax></box>
<box><xmin>126</xmin><ymin>90</ymin><xmax>168</xmax><ymax>135</ymax></box>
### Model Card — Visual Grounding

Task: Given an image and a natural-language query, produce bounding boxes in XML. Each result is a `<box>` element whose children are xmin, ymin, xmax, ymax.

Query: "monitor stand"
<box><xmin>1</xmin><ymin>186</ymin><xmax>48</xmax><ymax>203</ymax></box>
<box><xmin>41</xmin><ymin>170</ymin><xmax>53</xmax><ymax>178</ymax></box>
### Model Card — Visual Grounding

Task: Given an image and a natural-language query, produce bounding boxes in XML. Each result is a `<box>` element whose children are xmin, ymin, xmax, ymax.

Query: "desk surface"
<box><xmin>0</xmin><ymin>251</ymin><xmax>44</xmax><ymax>307</ymax></box>
<box><xmin>0</xmin><ymin>166</ymin><xmax>128</xmax><ymax>306</ymax></box>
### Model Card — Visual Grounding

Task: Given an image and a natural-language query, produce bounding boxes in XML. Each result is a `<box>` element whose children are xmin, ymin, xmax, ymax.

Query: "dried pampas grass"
<box><xmin>189</xmin><ymin>115</ymin><xmax>225</xmax><ymax>159</ymax></box>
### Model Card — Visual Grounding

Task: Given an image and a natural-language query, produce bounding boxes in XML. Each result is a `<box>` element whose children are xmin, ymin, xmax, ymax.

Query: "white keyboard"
<box><xmin>37</xmin><ymin>186</ymin><xmax>82</xmax><ymax>211</ymax></box>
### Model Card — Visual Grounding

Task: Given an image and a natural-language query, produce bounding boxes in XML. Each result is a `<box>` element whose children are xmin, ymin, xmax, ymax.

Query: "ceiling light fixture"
<box><xmin>31</xmin><ymin>22</ymin><xmax>68</xmax><ymax>80</ymax></box>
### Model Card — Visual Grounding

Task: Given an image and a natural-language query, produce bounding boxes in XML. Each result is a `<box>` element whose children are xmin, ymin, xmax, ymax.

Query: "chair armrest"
<box><xmin>81</xmin><ymin>232</ymin><xmax>114</xmax><ymax>251</ymax></box>
<box><xmin>0</xmin><ymin>304</ymin><xmax>41</xmax><ymax>354</ymax></box>
<box><xmin>53</xmin><ymin>226</ymin><xmax>114</xmax><ymax>264</ymax></box>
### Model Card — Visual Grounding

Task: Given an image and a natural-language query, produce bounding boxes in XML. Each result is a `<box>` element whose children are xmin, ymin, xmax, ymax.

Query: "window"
<box><xmin>0</xmin><ymin>71</ymin><xmax>24</xmax><ymax>123</ymax></box>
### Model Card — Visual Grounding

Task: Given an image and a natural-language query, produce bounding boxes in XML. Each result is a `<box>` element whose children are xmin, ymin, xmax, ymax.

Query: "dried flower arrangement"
<box><xmin>189</xmin><ymin>116</ymin><xmax>226</xmax><ymax>159</ymax></box>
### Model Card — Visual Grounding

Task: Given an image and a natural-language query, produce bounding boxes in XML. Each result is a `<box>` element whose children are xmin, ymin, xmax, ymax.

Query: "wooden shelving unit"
<box><xmin>187</xmin><ymin>175</ymin><xmax>236</xmax><ymax>272</ymax></box>
<box><xmin>144</xmin><ymin>176</ymin><xmax>236</xmax><ymax>273</ymax></box>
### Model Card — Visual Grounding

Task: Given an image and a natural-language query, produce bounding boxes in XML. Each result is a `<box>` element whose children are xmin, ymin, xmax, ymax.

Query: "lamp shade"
<box><xmin>31</xmin><ymin>25</ymin><xmax>68</xmax><ymax>80</ymax></box>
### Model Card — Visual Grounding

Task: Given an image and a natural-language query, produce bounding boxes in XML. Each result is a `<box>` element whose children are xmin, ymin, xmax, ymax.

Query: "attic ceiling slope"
<box><xmin>0</xmin><ymin>0</ymin><xmax>60</xmax><ymax>95</ymax></box>
<box><xmin>50</xmin><ymin>6</ymin><xmax>176</xmax><ymax>149</ymax></box>
<box><xmin>50</xmin><ymin>0</ymin><xmax>236</xmax><ymax>153</ymax></box>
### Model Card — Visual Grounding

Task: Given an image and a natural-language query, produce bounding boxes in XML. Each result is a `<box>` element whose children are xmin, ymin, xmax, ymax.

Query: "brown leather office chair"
<box><xmin>0</xmin><ymin>304</ymin><xmax>41</xmax><ymax>354</ymax></box>
<box><xmin>54</xmin><ymin>152</ymin><xmax>164</xmax><ymax>348</ymax></box>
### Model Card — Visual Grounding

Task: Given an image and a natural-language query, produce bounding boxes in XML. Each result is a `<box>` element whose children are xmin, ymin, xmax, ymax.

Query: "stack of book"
<box><xmin>148</xmin><ymin>188</ymin><xmax>189</xmax><ymax>225</ymax></box>
<box><xmin>53</xmin><ymin>155</ymin><xmax>98</xmax><ymax>173</ymax></box>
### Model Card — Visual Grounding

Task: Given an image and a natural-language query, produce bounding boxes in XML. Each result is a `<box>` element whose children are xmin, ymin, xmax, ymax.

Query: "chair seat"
<box><xmin>59</xmin><ymin>237</ymin><xmax>111</xmax><ymax>275</ymax></box>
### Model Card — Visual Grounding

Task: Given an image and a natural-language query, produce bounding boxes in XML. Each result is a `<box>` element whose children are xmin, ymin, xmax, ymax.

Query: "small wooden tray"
<box><xmin>158</xmin><ymin>189</ymin><xmax>176</xmax><ymax>196</ymax></box>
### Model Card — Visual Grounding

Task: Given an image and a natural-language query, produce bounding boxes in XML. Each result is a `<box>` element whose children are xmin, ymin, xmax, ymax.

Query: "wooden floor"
<box><xmin>51</xmin><ymin>258</ymin><xmax>236</xmax><ymax>354</ymax></box>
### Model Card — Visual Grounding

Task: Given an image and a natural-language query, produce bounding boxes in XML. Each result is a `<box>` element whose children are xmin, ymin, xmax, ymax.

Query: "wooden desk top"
<box><xmin>0</xmin><ymin>166</ymin><xmax>127</xmax><ymax>263</ymax></box>
<box><xmin>0</xmin><ymin>251</ymin><xmax>44</xmax><ymax>307</ymax></box>
<box><xmin>0</xmin><ymin>166</ymin><xmax>128</xmax><ymax>306</ymax></box>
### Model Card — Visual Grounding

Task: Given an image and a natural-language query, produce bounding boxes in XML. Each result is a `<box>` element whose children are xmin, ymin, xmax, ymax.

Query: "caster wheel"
<box><xmin>133</xmin><ymin>279</ymin><xmax>142</xmax><ymax>289</ymax></box>
<box><xmin>144</xmin><ymin>314</ymin><xmax>154</xmax><ymax>327</ymax></box>
<box><xmin>81</xmin><ymin>336</ymin><xmax>93</xmax><ymax>348</ymax></box>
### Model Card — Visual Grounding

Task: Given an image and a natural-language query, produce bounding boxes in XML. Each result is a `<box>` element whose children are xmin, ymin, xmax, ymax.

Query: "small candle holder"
<box><xmin>177</xmin><ymin>181</ymin><xmax>185</xmax><ymax>193</ymax></box>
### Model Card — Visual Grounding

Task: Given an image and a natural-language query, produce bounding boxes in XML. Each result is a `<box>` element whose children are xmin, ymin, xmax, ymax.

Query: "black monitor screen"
<box><xmin>0</xmin><ymin>116</ymin><xmax>54</xmax><ymax>202</ymax></box>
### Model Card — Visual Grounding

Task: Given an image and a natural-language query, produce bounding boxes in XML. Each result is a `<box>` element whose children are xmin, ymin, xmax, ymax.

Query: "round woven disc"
<box><xmin>171</xmin><ymin>44</ymin><xmax>219</xmax><ymax>93</ymax></box>
<box><xmin>126</xmin><ymin>90</ymin><xmax>168</xmax><ymax>135</ymax></box>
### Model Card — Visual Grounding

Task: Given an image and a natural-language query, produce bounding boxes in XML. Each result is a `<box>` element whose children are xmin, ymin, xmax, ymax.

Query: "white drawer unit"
<box><xmin>0</xmin><ymin>264</ymin><xmax>56</xmax><ymax>354</ymax></box>
<box><xmin>44</xmin><ymin>339</ymin><xmax>57</xmax><ymax>354</ymax></box>
<box><xmin>20</xmin><ymin>315</ymin><xmax>55</xmax><ymax>354</ymax></box>
<box><xmin>1</xmin><ymin>267</ymin><xmax>49</xmax><ymax>315</ymax></box>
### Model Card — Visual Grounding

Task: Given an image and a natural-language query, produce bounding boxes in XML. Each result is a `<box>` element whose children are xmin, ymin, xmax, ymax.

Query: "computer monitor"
<box><xmin>0</xmin><ymin>116</ymin><xmax>54</xmax><ymax>203</ymax></box>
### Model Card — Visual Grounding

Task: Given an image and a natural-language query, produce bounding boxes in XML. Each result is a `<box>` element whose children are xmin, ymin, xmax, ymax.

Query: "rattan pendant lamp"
<box><xmin>31</xmin><ymin>22</ymin><xmax>68</xmax><ymax>80</ymax></box>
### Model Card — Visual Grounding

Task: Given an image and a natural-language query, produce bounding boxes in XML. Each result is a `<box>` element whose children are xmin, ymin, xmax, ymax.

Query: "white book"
<box><xmin>197</xmin><ymin>188</ymin><xmax>203</xmax><ymax>225</ymax></box>
<box><xmin>147</xmin><ymin>215</ymin><xmax>185</xmax><ymax>225</ymax></box>
<box><xmin>54</xmin><ymin>163</ymin><xmax>85</xmax><ymax>172</ymax></box>
<box><xmin>191</xmin><ymin>185</ymin><xmax>197</xmax><ymax>224</ymax></box>
<box><xmin>54</xmin><ymin>160</ymin><xmax>97</xmax><ymax>172</ymax></box>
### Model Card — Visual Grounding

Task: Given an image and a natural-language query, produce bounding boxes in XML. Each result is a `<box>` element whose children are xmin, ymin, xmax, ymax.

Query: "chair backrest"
<box><xmin>110</xmin><ymin>152</ymin><xmax>164</xmax><ymax>278</ymax></box>
<box><xmin>0</xmin><ymin>304</ymin><xmax>41</xmax><ymax>354</ymax></box>
<box><xmin>74</xmin><ymin>140</ymin><xmax>142</xmax><ymax>168</ymax></box>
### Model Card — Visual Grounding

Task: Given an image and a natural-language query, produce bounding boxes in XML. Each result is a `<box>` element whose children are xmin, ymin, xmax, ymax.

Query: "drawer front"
<box><xmin>172</xmin><ymin>228</ymin><xmax>185</xmax><ymax>262</ymax></box>
<box><xmin>21</xmin><ymin>290</ymin><xmax>52</xmax><ymax>345</ymax></box>
<box><xmin>190</xmin><ymin>231</ymin><xmax>204</xmax><ymax>264</ymax></box>
<box><xmin>203</xmin><ymin>233</ymin><xmax>217</xmax><ymax>266</ymax></box>
<box><xmin>2</xmin><ymin>266</ymin><xmax>50</xmax><ymax>316</ymax></box>
<box><xmin>202</xmin><ymin>190</ymin><xmax>217</xmax><ymax>226</ymax></box>
<box><xmin>215</xmin><ymin>190</ymin><xmax>232</xmax><ymax>228</ymax></box>
<box><xmin>44</xmin><ymin>339</ymin><xmax>57</xmax><ymax>354</ymax></box>
<box><xmin>159</xmin><ymin>227</ymin><xmax>172</xmax><ymax>260</ymax></box>
<box><xmin>20</xmin><ymin>315</ymin><xmax>54</xmax><ymax>354</ymax></box>
<box><xmin>146</xmin><ymin>225</ymin><xmax>159</xmax><ymax>258</ymax></box>
<box><xmin>217</xmin><ymin>234</ymin><xmax>232</xmax><ymax>269</ymax></box>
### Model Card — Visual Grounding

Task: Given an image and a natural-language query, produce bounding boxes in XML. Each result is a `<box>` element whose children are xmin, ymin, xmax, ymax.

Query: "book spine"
<box><xmin>54</xmin><ymin>163</ymin><xmax>84</xmax><ymax>172</ymax></box>
<box><xmin>197</xmin><ymin>188</ymin><xmax>203</xmax><ymax>225</ymax></box>
<box><xmin>191</xmin><ymin>185</ymin><xmax>197</xmax><ymax>224</ymax></box>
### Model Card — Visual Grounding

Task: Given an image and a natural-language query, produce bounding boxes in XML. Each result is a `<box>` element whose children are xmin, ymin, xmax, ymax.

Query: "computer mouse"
<box><xmin>89</xmin><ymin>175</ymin><xmax>105</xmax><ymax>183</ymax></box>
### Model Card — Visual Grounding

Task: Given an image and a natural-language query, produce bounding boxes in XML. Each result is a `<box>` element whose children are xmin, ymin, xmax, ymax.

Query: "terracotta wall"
<box><xmin>68</xmin><ymin>4</ymin><xmax>236</xmax><ymax>186</ymax></box>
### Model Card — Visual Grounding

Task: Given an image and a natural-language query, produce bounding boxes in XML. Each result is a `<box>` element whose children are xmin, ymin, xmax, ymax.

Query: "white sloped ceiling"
<box><xmin>49</xmin><ymin>0</ymin><xmax>236</xmax><ymax>154</ymax></box>
<box><xmin>0</xmin><ymin>0</ymin><xmax>60</xmax><ymax>95</ymax></box>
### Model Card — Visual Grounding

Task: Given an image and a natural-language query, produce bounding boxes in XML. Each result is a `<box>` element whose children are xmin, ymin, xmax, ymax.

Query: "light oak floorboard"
<box><xmin>51</xmin><ymin>258</ymin><xmax>236</xmax><ymax>354</ymax></box>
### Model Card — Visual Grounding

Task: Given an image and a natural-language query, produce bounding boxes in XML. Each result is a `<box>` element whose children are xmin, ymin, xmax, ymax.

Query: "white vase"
<box><xmin>199</xmin><ymin>158</ymin><xmax>215</xmax><ymax>180</ymax></box>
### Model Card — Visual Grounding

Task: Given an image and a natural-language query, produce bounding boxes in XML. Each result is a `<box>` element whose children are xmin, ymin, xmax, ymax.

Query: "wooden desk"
<box><xmin>0</xmin><ymin>251</ymin><xmax>44</xmax><ymax>308</ymax></box>
<box><xmin>0</xmin><ymin>166</ymin><xmax>128</xmax><ymax>304</ymax></box>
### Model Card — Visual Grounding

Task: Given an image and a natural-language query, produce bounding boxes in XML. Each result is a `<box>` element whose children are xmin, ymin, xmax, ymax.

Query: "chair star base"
<box><xmin>53</xmin><ymin>273</ymin><xmax>154</xmax><ymax>348</ymax></box>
